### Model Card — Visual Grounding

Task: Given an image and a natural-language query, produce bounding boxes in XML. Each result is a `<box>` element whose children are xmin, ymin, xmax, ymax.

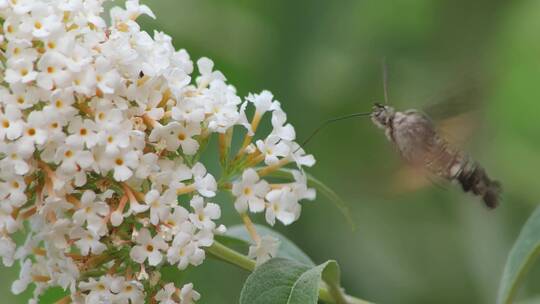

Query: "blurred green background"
<box><xmin>3</xmin><ymin>0</ymin><xmax>540</xmax><ymax>303</ymax></box>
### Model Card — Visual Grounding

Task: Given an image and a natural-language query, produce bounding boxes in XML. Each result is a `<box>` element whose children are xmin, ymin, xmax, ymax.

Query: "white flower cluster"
<box><xmin>0</xmin><ymin>0</ymin><xmax>315</xmax><ymax>303</ymax></box>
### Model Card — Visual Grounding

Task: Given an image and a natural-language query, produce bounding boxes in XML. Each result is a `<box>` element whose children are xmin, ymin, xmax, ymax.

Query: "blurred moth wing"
<box><xmin>392</xmin><ymin>111</ymin><xmax>478</xmax><ymax>193</ymax></box>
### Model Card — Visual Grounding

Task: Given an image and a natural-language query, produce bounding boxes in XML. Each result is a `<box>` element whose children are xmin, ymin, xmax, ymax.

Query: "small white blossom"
<box><xmin>271</xmin><ymin>109</ymin><xmax>296</xmax><ymax>141</ymax></box>
<box><xmin>79</xmin><ymin>275</ymin><xmax>116</xmax><ymax>303</ymax></box>
<box><xmin>196</xmin><ymin>57</ymin><xmax>224</xmax><ymax>88</ymax></box>
<box><xmin>72</xmin><ymin>190</ymin><xmax>110</xmax><ymax>236</ymax></box>
<box><xmin>265</xmin><ymin>189</ymin><xmax>297</xmax><ymax>226</ymax></box>
<box><xmin>130</xmin><ymin>228</ymin><xmax>168</xmax><ymax>266</ymax></box>
<box><xmin>189</xmin><ymin>195</ymin><xmax>220</xmax><ymax>230</ymax></box>
<box><xmin>0</xmin><ymin>236</ymin><xmax>16</xmax><ymax>267</ymax></box>
<box><xmin>71</xmin><ymin>227</ymin><xmax>106</xmax><ymax>256</ymax></box>
<box><xmin>191</xmin><ymin>163</ymin><xmax>217</xmax><ymax>197</ymax></box>
<box><xmin>246</xmin><ymin>90</ymin><xmax>276</xmax><ymax>115</ymax></box>
<box><xmin>256</xmin><ymin>135</ymin><xmax>290</xmax><ymax>165</ymax></box>
<box><xmin>179</xmin><ymin>283</ymin><xmax>201</xmax><ymax>304</ymax></box>
<box><xmin>155</xmin><ymin>282</ymin><xmax>178</xmax><ymax>304</ymax></box>
<box><xmin>143</xmin><ymin>189</ymin><xmax>175</xmax><ymax>225</ymax></box>
<box><xmin>167</xmin><ymin>231</ymin><xmax>197</xmax><ymax>270</ymax></box>
<box><xmin>232</xmin><ymin>169</ymin><xmax>270</xmax><ymax>213</ymax></box>
<box><xmin>11</xmin><ymin>259</ymin><xmax>33</xmax><ymax>295</ymax></box>
<box><xmin>5</xmin><ymin>58</ymin><xmax>38</xmax><ymax>84</ymax></box>
<box><xmin>0</xmin><ymin>104</ymin><xmax>24</xmax><ymax>140</ymax></box>
<box><xmin>248</xmin><ymin>235</ymin><xmax>280</xmax><ymax>266</ymax></box>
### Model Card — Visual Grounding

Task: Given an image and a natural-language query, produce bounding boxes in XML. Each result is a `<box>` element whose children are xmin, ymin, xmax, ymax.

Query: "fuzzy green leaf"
<box><xmin>498</xmin><ymin>206</ymin><xmax>540</xmax><ymax>304</ymax></box>
<box><xmin>239</xmin><ymin>258</ymin><xmax>340</xmax><ymax>304</ymax></box>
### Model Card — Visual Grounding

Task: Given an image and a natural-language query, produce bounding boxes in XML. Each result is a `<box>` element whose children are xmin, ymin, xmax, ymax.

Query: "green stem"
<box><xmin>206</xmin><ymin>241</ymin><xmax>373</xmax><ymax>304</ymax></box>
<box><xmin>206</xmin><ymin>240</ymin><xmax>255</xmax><ymax>272</ymax></box>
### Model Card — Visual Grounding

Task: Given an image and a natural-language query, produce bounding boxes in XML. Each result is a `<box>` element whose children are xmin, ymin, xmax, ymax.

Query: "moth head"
<box><xmin>371</xmin><ymin>102</ymin><xmax>394</xmax><ymax>129</ymax></box>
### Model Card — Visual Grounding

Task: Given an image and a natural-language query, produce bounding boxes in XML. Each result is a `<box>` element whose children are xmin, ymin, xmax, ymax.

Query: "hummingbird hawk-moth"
<box><xmin>370</xmin><ymin>102</ymin><xmax>501</xmax><ymax>208</ymax></box>
<box><xmin>300</xmin><ymin>62</ymin><xmax>501</xmax><ymax>208</ymax></box>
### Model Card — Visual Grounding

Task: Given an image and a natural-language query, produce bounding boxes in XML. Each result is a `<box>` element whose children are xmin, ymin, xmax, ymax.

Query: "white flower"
<box><xmin>54</xmin><ymin>142</ymin><xmax>94</xmax><ymax>175</ymax></box>
<box><xmin>36</xmin><ymin>51</ymin><xmax>70</xmax><ymax>90</ymax></box>
<box><xmin>112</xmin><ymin>277</ymin><xmax>145</xmax><ymax>304</ymax></box>
<box><xmin>0</xmin><ymin>141</ymin><xmax>34</xmax><ymax>176</ymax></box>
<box><xmin>0</xmin><ymin>204</ymin><xmax>19</xmax><ymax>234</ymax></box>
<box><xmin>203</xmin><ymin>81</ymin><xmax>241</xmax><ymax>133</ymax></box>
<box><xmin>5</xmin><ymin>40</ymin><xmax>37</xmax><ymax>63</ymax></box>
<box><xmin>289</xmin><ymin>142</ymin><xmax>316</xmax><ymax>168</ymax></box>
<box><xmin>100</xmin><ymin>149</ymin><xmax>139</xmax><ymax>182</ymax></box>
<box><xmin>246</xmin><ymin>90</ymin><xmax>276</xmax><ymax>115</ymax></box>
<box><xmin>265</xmin><ymin>189</ymin><xmax>297</xmax><ymax>226</ymax></box>
<box><xmin>165</xmin><ymin>67</ymin><xmax>191</xmax><ymax>97</ymax></box>
<box><xmin>161</xmin><ymin>206</ymin><xmax>190</xmax><ymax>239</ymax></box>
<box><xmin>0</xmin><ymin>236</ymin><xmax>16</xmax><ymax>267</ymax></box>
<box><xmin>1</xmin><ymin>82</ymin><xmax>41</xmax><ymax>110</ymax></box>
<box><xmin>191</xmin><ymin>163</ymin><xmax>217</xmax><ymax>197</ymax></box>
<box><xmin>171</xmin><ymin>97</ymin><xmax>205</xmax><ymax>124</ymax></box>
<box><xmin>41</xmin><ymin>219</ymin><xmax>72</xmax><ymax>250</ymax></box>
<box><xmin>71</xmin><ymin>227</ymin><xmax>106</xmax><ymax>256</ymax></box>
<box><xmin>112</xmin><ymin>0</ymin><xmax>156</xmax><ymax>22</ymax></box>
<box><xmin>155</xmin><ymin>283</ymin><xmax>178</xmax><ymax>304</ymax></box>
<box><xmin>143</xmin><ymin>189</ymin><xmax>175</xmax><ymax>225</ymax></box>
<box><xmin>256</xmin><ymin>135</ymin><xmax>290</xmax><ymax>165</ymax></box>
<box><xmin>130</xmin><ymin>228</ymin><xmax>168</xmax><ymax>266</ymax></box>
<box><xmin>96</xmin><ymin>121</ymin><xmax>132</xmax><ymax>155</ymax></box>
<box><xmin>45</xmin><ymin>90</ymin><xmax>77</xmax><ymax>117</ymax></box>
<box><xmin>0</xmin><ymin>177</ymin><xmax>28</xmax><ymax>207</ymax></box>
<box><xmin>232</xmin><ymin>169</ymin><xmax>270</xmax><ymax>213</ymax></box>
<box><xmin>5</xmin><ymin>58</ymin><xmax>38</xmax><ymax>84</ymax></box>
<box><xmin>135</xmin><ymin>152</ymin><xmax>159</xmax><ymax>179</ymax></box>
<box><xmin>179</xmin><ymin>283</ymin><xmax>201</xmax><ymax>304</ymax></box>
<box><xmin>20</xmin><ymin>4</ymin><xmax>62</xmax><ymax>38</ymax></box>
<box><xmin>271</xmin><ymin>109</ymin><xmax>296</xmax><ymax>141</ymax></box>
<box><xmin>167</xmin><ymin>231</ymin><xmax>197</xmax><ymax>270</ymax></box>
<box><xmin>196</xmin><ymin>57</ymin><xmax>224</xmax><ymax>88</ymax></box>
<box><xmin>11</xmin><ymin>259</ymin><xmax>33</xmax><ymax>295</ymax></box>
<box><xmin>72</xmin><ymin>190</ymin><xmax>110</xmax><ymax>236</ymax></box>
<box><xmin>188</xmin><ymin>195</ymin><xmax>220</xmax><ymax>230</ymax></box>
<box><xmin>248</xmin><ymin>235</ymin><xmax>280</xmax><ymax>266</ymax></box>
<box><xmin>173</xmin><ymin>122</ymin><xmax>201</xmax><ymax>155</ymax></box>
<box><xmin>291</xmin><ymin>170</ymin><xmax>316</xmax><ymax>201</ymax></box>
<box><xmin>79</xmin><ymin>276</ymin><xmax>115</xmax><ymax>303</ymax></box>
<box><xmin>22</xmin><ymin>110</ymin><xmax>48</xmax><ymax>146</ymax></box>
<box><xmin>0</xmin><ymin>104</ymin><xmax>24</xmax><ymax>140</ymax></box>
<box><xmin>94</xmin><ymin>56</ymin><xmax>121</xmax><ymax>94</ymax></box>
<box><xmin>66</xmin><ymin>116</ymin><xmax>98</xmax><ymax>148</ymax></box>
<box><xmin>148</xmin><ymin>122</ymin><xmax>182</xmax><ymax>152</ymax></box>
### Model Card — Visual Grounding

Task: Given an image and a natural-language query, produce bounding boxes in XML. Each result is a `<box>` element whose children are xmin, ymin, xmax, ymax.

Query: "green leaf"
<box><xmin>220</xmin><ymin>224</ymin><xmax>315</xmax><ymax>266</ymax></box>
<box><xmin>270</xmin><ymin>168</ymin><xmax>356</xmax><ymax>230</ymax></box>
<box><xmin>321</xmin><ymin>260</ymin><xmax>348</xmax><ymax>304</ymax></box>
<box><xmin>498</xmin><ymin>206</ymin><xmax>540</xmax><ymax>304</ymax></box>
<box><xmin>239</xmin><ymin>258</ymin><xmax>341</xmax><ymax>304</ymax></box>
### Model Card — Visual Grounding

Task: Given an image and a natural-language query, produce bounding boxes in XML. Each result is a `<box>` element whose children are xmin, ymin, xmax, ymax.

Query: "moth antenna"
<box><xmin>382</xmin><ymin>57</ymin><xmax>389</xmax><ymax>105</ymax></box>
<box><xmin>296</xmin><ymin>112</ymin><xmax>372</xmax><ymax>152</ymax></box>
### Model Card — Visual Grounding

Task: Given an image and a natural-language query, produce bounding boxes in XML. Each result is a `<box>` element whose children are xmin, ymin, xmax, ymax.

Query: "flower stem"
<box><xmin>206</xmin><ymin>241</ymin><xmax>373</xmax><ymax>304</ymax></box>
<box><xmin>240</xmin><ymin>213</ymin><xmax>261</xmax><ymax>244</ymax></box>
<box><xmin>206</xmin><ymin>240</ymin><xmax>255</xmax><ymax>271</ymax></box>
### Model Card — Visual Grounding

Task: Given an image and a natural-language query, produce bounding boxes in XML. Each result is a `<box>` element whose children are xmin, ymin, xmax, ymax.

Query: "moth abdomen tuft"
<box><xmin>457</xmin><ymin>165</ymin><xmax>501</xmax><ymax>209</ymax></box>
